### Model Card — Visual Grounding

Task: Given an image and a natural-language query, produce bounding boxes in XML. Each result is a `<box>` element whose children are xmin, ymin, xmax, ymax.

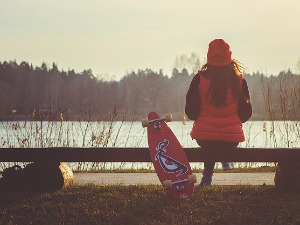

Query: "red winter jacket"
<box><xmin>188</xmin><ymin>73</ymin><xmax>248</xmax><ymax>142</ymax></box>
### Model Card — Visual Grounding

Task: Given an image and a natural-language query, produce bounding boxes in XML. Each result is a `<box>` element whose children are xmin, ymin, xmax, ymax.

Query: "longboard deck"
<box><xmin>146</xmin><ymin>112</ymin><xmax>195</xmax><ymax>199</ymax></box>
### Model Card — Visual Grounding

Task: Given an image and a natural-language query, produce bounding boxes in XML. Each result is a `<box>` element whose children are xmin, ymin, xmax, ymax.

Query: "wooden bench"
<box><xmin>1</xmin><ymin>147</ymin><xmax>300</xmax><ymax>190</ymax></box>
<box><xmin>1</xmin><ymin>147</ymin><xmax>300</xmax><ymax>162</ymax></box>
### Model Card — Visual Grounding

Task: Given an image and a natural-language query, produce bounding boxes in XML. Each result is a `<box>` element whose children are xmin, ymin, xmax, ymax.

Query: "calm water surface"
<box><xmin>1</xmin><ymin>120</ymin><xmax>299</xmax><ymax>170</ymax></box>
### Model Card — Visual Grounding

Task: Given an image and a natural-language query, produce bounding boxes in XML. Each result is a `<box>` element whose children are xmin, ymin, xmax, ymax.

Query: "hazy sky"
<box><xmin>1</xmin><ymin>0</ymin><xmax>300</xmax><ymax>80</ymax></box>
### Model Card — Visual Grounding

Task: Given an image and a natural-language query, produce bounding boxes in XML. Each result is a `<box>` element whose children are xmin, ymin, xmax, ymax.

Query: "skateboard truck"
<box><xmin>153</xmin><ymin>121</ymin><xmax>162</xmax><ymax>130</ymax></box>
<box><xmin>163</xmin><ymin>175</ymin><xmax>197</xmax><ymax>190</ymax></box>
<box><xmin>176</xmin><ymin>185</ymin><xmax>185</xmax><ymax>192</ymax></box>
<box><xmin>142</xmin><ymin>114</ymin><xmax>173</xmax><ymax>129</ymax></box>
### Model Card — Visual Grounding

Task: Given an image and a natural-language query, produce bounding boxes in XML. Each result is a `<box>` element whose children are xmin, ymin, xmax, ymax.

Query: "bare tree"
<box><xmin>173</xmin><ymin>52</ymin><xmax>201</xmax><ymax>75</ymax></box>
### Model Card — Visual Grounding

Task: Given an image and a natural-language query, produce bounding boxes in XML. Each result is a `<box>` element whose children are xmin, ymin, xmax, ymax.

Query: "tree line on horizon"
<box><xmin>0</xmin><ymin>60</ymin><xmax>299</xmax><ymax>121</ymax></box>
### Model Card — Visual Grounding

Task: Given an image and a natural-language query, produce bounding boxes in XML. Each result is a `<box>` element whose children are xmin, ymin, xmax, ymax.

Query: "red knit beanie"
<box><xmin>207</xmin><ymin>39</ymin><xmax>232</xmax><ymax>66</ymax></box>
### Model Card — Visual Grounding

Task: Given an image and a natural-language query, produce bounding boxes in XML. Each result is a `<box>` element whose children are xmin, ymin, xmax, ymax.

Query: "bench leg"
<box><xmin>274</xmin><ymin>162</ymin><xmax>300</xmax><ymax>191</ymax></box>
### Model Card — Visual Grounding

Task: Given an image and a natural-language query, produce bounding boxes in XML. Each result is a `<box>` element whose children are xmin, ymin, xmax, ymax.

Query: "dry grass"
<box><xmin>0</xmin><ymin>185</ymin><xmax>300</xmax><ymax>225</ymax></box>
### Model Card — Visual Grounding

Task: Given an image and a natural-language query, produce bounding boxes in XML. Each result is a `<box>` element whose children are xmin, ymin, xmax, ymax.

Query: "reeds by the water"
<box><xmin>261</xmin><ymin>72</ymin><xmax>300</xmax><ymax>148</ymax></box>
<box><xmin>0</xmin><ymin>105</ymin><xmax>145</xmax><ymax>171</ymax></box>
<box><xmin>1</xmin><ymin>72</ymin><xmax>299</xmax><ymax>172</ymax></box>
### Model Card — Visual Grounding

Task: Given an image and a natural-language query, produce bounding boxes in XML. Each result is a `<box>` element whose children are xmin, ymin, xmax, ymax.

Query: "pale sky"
<box><xmin>1</xmin><ymin>0</ymin><xmax>300</xmax><ymax>80</ymax></box>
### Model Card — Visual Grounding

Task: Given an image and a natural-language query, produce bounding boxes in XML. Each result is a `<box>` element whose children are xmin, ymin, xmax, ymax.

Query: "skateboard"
<box><xmin>142</xmin><ymin>112</ymin><xmax>197</xmax><ymax>199</ymax></box>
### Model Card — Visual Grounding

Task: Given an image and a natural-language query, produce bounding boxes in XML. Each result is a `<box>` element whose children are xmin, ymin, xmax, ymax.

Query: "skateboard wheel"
<box><xmin>163</xmin><ymin>180</ymin><xmax>172</xmax><ymax>189</ymax></box>
<box><xmin>164</xmin><ymin>113</ymin><xmax>173</xmax><ymax>122</ymax></box>
<box><xmin>141</xmin><ymin>119</ymin><xmax>149</xmax><ymax>128</ymax></box>
<box><xmin>188</xmin><ymin>174</ymin><xmax>197</xmax><ymax>184</ymax></box>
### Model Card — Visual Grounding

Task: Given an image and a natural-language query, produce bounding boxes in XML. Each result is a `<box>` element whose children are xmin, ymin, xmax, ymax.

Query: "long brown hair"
<box><xmin>200</xmin><ymin>60</ymin><xmax>243</xmax><ymax>108</ymax></box>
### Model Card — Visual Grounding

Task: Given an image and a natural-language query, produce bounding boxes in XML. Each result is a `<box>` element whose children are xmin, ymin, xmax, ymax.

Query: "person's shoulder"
<box><xmin>240</xmin><ymin>74</ymin><xmax>247</xmax><ymax>83</ymax></box>
<box><xmin>191</xmin><ymin>71</ymin><xmax>201</xmax><ymax>82</ymax></box>
<box><xmin>236</xmin><ymin>73</ymin><xmax>244</xmax><ymax>83</ymax></box>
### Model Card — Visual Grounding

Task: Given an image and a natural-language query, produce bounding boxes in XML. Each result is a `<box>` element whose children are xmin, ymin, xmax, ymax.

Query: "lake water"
<box><xmin>1</xmin><ymin>120</ymin><xmax>299</xmax><ymax>170</ymax></box>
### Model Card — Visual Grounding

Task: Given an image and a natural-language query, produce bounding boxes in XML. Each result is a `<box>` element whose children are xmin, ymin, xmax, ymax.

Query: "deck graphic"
<box><xmin>155</xmin><ymin>139</ymin><xmax>188</xmax><ymax>177</ymax></box>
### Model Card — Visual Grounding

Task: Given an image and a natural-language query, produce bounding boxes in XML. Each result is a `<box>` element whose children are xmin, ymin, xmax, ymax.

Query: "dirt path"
<box><xmin>74</xmin><ymin>173</ymin><xmax>275</xmax><ymax>186</ymax></box>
